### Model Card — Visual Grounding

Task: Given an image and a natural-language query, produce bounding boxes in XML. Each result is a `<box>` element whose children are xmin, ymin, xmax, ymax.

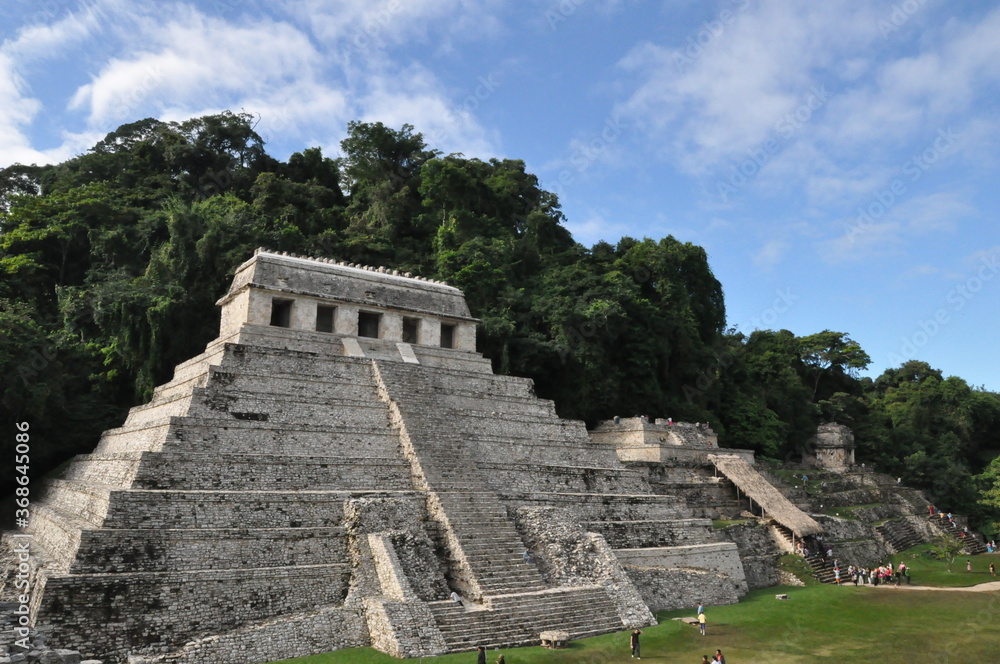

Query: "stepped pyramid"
<box><xmin>1</xmin><ymin>249</ymin><xmax>746</xmax><ymax>664</ymax></box>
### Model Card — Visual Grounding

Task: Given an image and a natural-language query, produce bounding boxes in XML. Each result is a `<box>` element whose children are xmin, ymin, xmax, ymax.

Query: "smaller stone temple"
<box><xmin>803</xmin><ymin>423</ymin><xmax>856</xmax><ymax>471</ymax></box>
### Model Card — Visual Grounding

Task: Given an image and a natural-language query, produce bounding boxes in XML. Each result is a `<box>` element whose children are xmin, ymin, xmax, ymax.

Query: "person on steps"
<box><xmin>630</xmin><ymin>628</ymin><xmax>642</xmax><ymax>658</ymax></box>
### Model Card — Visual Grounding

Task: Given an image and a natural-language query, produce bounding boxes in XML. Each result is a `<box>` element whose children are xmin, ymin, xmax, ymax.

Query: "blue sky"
<box><xmin>2</xmin><ymin>0</ymin><xmax>999</xmax><ymax>390</ymax></box>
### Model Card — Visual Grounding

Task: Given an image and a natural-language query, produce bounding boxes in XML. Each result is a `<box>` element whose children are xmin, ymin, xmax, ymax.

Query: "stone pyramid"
<box><xmin>1</xmin><ymin>250</ymin><xmax>746</xmax><ymax>664</ymax></box>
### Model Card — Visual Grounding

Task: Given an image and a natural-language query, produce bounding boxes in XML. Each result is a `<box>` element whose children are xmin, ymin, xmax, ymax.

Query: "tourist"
<box><xmin>834</xmin><ymin>567</ymin><xmax>840</xmax><ymax>585</ymax></box>
<box><xmin>928</xmin><ymin>504</ymin><xmax>935</xmax><ymax>516</ymax></box>
<box><xmin>967</xmin><ymin>559</ymin><xmax>972</xmax><ymax>572</ymax></box>
<box><xmin>702</xmin><ymin>656</ymin><xmax>711</xmax><ymax>664</ymax></box>
<box><xmin>630</xmin><ymin>628</ymin><xmax>642</xmax><ymax>659</ymax></box>
<box><xmin>450</xmin><ymin>591</ymin><xmax>463</xmax><ymax>606</ymax></box>
<box><xmin>522</xmin><ymin>548</ymin><xmax>533</xmax><ymax>564</ymax></box>
<box><xmin>495</xmin><ymin>654</ymin><xmax>505</xmax><ymax>664</ymax></box>
<box><xmin>715</xmin><ymin>649</ymin><xmax>726</xmax><ymax>664</ymax></box>
<box><xmin>477</xmin><ymin>646</ymin><xmax>487</xmax><ymax>664</ymax></box>
<box><xmin>989</xmin><ymin>562</ymin><xmax>996</xmax><ymax>578</ymax></box>
<box><xmin>696</xmin><ymin>600</ymin><xmax>704</xmax><ymax>615</ymax></box>
<box><xmin>698</xmin><ymin>610</ymin><xmax>707</xmax><ymax>636</ymax></box>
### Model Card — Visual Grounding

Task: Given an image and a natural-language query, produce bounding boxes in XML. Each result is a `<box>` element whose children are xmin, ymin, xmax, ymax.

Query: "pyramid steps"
<box><xmin>71</xmin><ymin>526</ymin><xmax>347</xmax><ymax>573</ymax></box>
<box><xmin>876</xmin><ymin>518</ymin><xmax>923</xmax><ymax>553</ymax></box>
<box><xmin>63</xmin><ymin>452</ymin><xmax>413</xmax><ymax>491</ymax></box>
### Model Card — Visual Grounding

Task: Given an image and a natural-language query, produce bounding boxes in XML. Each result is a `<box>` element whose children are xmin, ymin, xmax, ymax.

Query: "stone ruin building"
<box><xmin>803</xmin><ymin>422</ymin><xmax>856</xmax><ymax>470</ymax></box>
<box><xmin>0</xmin><ymin>249</ymin><xmax>976</xmax><ymax>664</ymax></box>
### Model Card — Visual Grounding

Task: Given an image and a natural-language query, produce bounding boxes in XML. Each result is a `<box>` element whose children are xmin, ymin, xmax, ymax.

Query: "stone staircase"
<box><xmin>804</xmin><ymin>553</ymin><xmax>839</xmax><ymax>583</ymax></box>
<box><xmin>931</xmin><ymin>516</ymin><xmax>987</xmax><ymax>554</ymax></box>
<box><xmin>372</xmin><ymin>360</ymin><xmax>635</xmax><ymax>648</ymax></box>
<box><xmin>432</xmin><ymin>492</ymin><xmax>546</xmax><ymax>596</ymax></box>
<box><xmin>876</xmin><ymin>518</ymin><xmax>923</xmax><ymax>553</ymax></box>
<box><xmin>770</xmin><ymin>523</ymin><xmax>839</xmax><ymax>584</ymax></box>
<box><xmin>427</xmin><ymin>586</ymin><xmax>623</xmax><ymax>651</ymax></box>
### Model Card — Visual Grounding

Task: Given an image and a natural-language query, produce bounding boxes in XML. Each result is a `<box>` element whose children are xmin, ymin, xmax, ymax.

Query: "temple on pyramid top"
<box><xmin>216</xmin><ymin>248</ymin><xmax>482</xmax><ymax>367</ymax></box>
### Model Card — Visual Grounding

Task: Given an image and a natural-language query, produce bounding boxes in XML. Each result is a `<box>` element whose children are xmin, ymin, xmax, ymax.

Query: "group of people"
<box><xmin>840</xmin><ymin>563</ymin><xmax>910</xmax><ymax>586</ymax></box>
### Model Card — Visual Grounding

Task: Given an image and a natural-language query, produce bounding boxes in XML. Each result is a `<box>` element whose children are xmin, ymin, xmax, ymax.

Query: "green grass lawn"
<box><xmin>271</xmin><ymin>577</ymin><xmax>1000</xmax><ymax>664</ymax></box>
<box><xmin>888</xmin><ymin>544</ymin><xmax>999</xmax><ymax>587</ymax></box>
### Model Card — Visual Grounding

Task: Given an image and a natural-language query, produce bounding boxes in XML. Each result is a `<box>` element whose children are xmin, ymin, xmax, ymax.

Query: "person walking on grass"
<box><xmin>630</xmin><ymin>628</ymin><xmax>642</xmax><ymax>659</ymax></box>
<box><xmin>967</xmin><ymin>559</ymin><xmax>972</xmax><ymax>572</ymax></box>
<box><xmin>715</xmin><ymin>649</ymin><xmax>726</xmax><ymax>664</ymax></box>
<box><xmin>698</xmin><ymin>610</ymin><xmax>707</xmax><ymax>636</ymax></box>
<box><xmin>990</xmin><ymin>562</ymin><xmax>996</xmax><ymax>578</ymax></box>
<box><xmin>476</xmin><ymin>646</ymin><xmax>486</xmax><ymax>664</ymax></box>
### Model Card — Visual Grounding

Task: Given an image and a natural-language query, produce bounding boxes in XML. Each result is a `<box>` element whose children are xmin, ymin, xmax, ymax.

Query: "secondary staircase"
<box><xmin>875</xmin><ymin>518</ymin><xmax>923</xmax><ymax>553</ymax></box>
<box><xmin>804</xmin><ymin>553</ymin><xmax>839</xmax><ymax>583</ymax></box>
<box><xmin>931</xmin><ymin>515</ymin><xmax>987</xmax><ymax>554</ymax></box>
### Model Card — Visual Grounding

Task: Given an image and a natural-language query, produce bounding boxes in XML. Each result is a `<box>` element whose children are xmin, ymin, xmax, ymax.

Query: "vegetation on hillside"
<box><xmin>2</xmin><ymin>112</ymin><xmax>999</xmax><ymax>532</ymax></box>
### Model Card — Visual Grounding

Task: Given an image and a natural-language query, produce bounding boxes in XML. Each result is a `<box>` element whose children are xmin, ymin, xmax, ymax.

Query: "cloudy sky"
<box><xmin>2</xmin><ymin>0</ymin><xmax>999</xmax><ymax>389</ymax></box>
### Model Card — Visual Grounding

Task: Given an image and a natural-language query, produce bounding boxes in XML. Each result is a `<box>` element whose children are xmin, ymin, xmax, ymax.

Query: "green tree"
<box><xmin>929</xmin><ymin>533</ymin><xmax>965</xmax><ymax>573</ymax></box>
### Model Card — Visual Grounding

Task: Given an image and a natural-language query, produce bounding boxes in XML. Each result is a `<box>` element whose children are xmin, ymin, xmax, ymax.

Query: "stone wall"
<box><xmin>40</xmin><ymin>564</ymin><xmax>352</xmax><ymax>660</ymax></box>
<box><xmin>624</xmin><ymin>566</ymin><xmax>740</xmax><ymax>611</ymax></box>
<box><xmin>127</xmin><ymin>606</ymin><xmax>368</xmax><ymax>664</ymax></box>
<box><xmin>716</xmin><ymin>521</ymin><xmax>781</xmax><ymax>589</ymax></box>
<box><xmin>614</xmin><ymin>543</ymin><xmax>747</xmax><ymax>593</ymax></box>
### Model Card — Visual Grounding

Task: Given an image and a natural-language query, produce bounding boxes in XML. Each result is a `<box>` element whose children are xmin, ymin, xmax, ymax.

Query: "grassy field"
<box><xmin>272</xmin><ymin>573</ymin><xmax>1000</xmax><ymax>664</ymax></box>
<box><xmin>888</xmin><ymin>544</ymin><xmax>998</xmax><ymax>587</ymax></box>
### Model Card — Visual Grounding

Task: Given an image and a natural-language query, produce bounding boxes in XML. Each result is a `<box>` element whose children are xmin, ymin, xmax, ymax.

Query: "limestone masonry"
<box><xmin>0</xmin><ymin>249</ymin><xmax>953</xmax><ymax>664</ymax></box>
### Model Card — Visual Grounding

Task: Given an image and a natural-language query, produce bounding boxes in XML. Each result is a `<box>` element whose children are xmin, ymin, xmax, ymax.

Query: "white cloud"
<box><xmin>614</xmin><ymin>1</ymin><xmax>885</xmax><ymax>175</ymax></box>
<box><xmin>565</xmin><ymin>208</ymin><xmax>630</xmax><ymax>246</ymax></box>
<box><xmin>817</xmin><ymin>190</ymin><xmax>976</xmax><ymax>264</ymax></box>
<box><xmin>67</xmin><ymin>8</ymin><xmax>326</xmax><ymax>127</ymax></box>
<box><xmin>753</xmin><ymin>238</ymin><xmax>791</xmax><ymax>269</ymax></box>
<box><xmin>613</xmin><ymin>0</ymin><xmax>1000</xmax><ymax>217</ymax></box>
<box><xmin>287</xmin><ymin>0</ymin><xmax>505</xmax><ymax>60</ymax></box>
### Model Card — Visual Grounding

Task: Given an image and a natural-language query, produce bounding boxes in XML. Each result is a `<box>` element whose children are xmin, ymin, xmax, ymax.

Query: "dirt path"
<box><xmin>871</xmin><ymin>579</ymin><xmax>1000</xmax><ymax>592</ymax></box>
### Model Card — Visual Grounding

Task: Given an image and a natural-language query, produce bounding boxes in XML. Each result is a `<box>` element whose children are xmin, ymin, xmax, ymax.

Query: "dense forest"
<box><xmin>2</xmin><ymin>112</ymin><xmax>999</xmax><ymax>535</ymax></box>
